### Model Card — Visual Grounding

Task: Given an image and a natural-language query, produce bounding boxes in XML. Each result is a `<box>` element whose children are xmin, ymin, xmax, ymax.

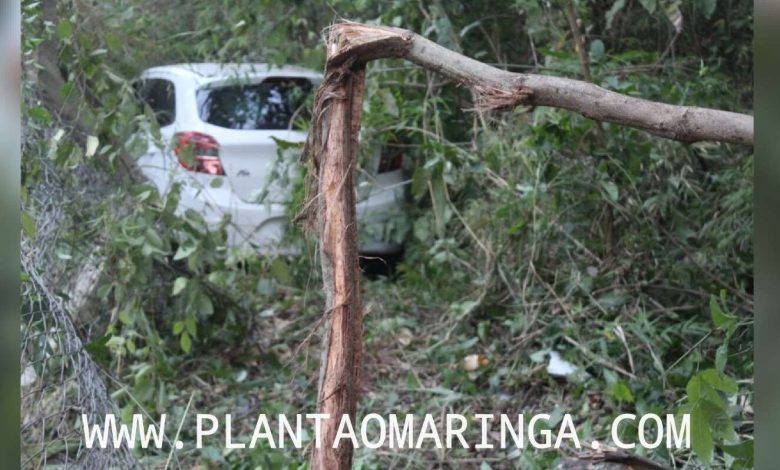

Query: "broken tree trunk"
<box><xmin>300</xmin><ymin>21</ymin><xmax>752</xmax><ymax>470</ymax></box>
<box><xmin>304</xmin><ymin>51</ymin><xmax>367</xmax><ymax>468</ymax></box>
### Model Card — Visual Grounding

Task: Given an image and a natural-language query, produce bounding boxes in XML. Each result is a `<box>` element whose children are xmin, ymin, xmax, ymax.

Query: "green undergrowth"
<box><xmin>21</xmin><ymin>0</ymin><xmax>752</xmax><ymax>468</ymax></box>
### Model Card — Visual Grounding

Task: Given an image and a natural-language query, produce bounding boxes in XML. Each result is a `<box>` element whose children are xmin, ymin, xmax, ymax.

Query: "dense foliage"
<box><xmin>22</xmin><ymin>0</ymin><xmax>752</xmax><ymax>468</ymax></box>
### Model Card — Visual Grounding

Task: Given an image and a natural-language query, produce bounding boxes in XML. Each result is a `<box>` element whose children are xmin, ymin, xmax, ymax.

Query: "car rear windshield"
<box><xmin>197</xmin><ymin>77</ymin><xmax>313</xmax><ymax>130</ymax></box>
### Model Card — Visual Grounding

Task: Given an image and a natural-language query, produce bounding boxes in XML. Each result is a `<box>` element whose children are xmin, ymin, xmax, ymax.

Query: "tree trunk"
<box><xmin>308</xmin><ymin>60</ymin><xmax>367</xmax><ymax>469</ymax></box>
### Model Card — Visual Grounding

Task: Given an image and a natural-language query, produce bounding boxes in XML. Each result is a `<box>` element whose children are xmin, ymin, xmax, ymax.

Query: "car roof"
<box><xmin>142</xmin><ymin>63</ymin><xmax>323</xmax><ymax>83</ymax></box>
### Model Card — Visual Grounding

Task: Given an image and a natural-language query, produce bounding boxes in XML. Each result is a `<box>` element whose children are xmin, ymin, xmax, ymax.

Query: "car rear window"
<box><xmin>197</xmin><ymin>77</ymin><xmax>313</xmax><ymax>130</ymax></box>
<box><xmin>135</xmin><ymin>78</ymin><xmax>176</xmax><ymax>127</ymax></box>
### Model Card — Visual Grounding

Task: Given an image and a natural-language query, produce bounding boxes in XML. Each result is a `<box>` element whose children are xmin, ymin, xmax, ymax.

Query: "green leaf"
<box><xmin>145</xmin><ymin>227</ymin><xmax>165</xmax><ymax>250</ymax></box>
<box><xmin>699</xmin><ymin>368</ymin><xmax>738</xmax><ymax>394</ymax></box>
<box><xmin>691</xmin><ymin>405</ymin><xmax>713</xmax><ymax>464</ymax></box>
<box><xmin>106</xmin><ymin>31</ymin><xmax>122</xmax><ymax>50</ymax></box>
<box><xmin>105</xmin><ymin>31</ymin><xmax>122</xmax><ymax>50</ymax></box>
<box><xmin>185</xmin><ymin>316</ymin><xmax>197</xmax><ymax>336</ymax></box>
<box><xmin>508</xmin><ymin>220</ymin><xmax>527</xmax><ymax>235</ymax></box>
<box><xmin>256</xmin><ymin>278</ymin><xmax>274</xmax><ymax>296</ymax></box>
<box><xmin>529</xmin><ymin>349</ymin><xmax>549</xmax><ymax>363</ymax></box>
<box><xmin>709</xmin><ymin>295</ymin><xmax>736</xmax><ymax>329</ymax></box>
<box><xmin>269</xmin><ymin>136</ymin><xmax>304</xmax><ymax>151</ymax></box>
<box><xmin>601</xmin><ymin>181</ymin><xmax>619</xmax><ymax>202</ymax></box>
<box><xmin>209</xmin><ymin>177</ymin><xmax>224</xmax><ymax>188</ymax></box>
<box><xmin>105</xmin><ymin>335</ymin><xmax>126</xmax><ymax>350</ymax></box>
<box><xmin>638</xmin><ymin>0</ymin><xmax>656</xmax><ymax>14</ymax></box>
<box><xmin>413</xmin><ymin>217</ymin><xmax>431</xmax><ymax>242</ymax></box>
<box><xmin>56</xmin><ymin>20</ymin><xmax>73</xmax><ymax>40</ymax></box>
<box><xmin>173</xmin><ymin>243</ymin><xmax>198</xmax><ymax>261</ymax></box>
<box><xmin>699</xmin><ymin>399</ymin><xmax>736</xmax><ymax>440</ymax></box>
<box><xmin>118</xmin><ymin>309</ymin><xmax>133</xmax><ymax>325</ymax></box>
<box><xmin>477</xmin><ymin>321</ymin><xmax>489</xmax><ymax>341</ymax></box>
<box><xmin>686</xmin><ymin>375</ymin><xmax>702</xmax><ymax>403</ymax></box>
<box><xmin>410</xmin><ymin>168</ymin><xmax>427</xmax><ymax>200</ymax></box>
<box><xmin>97</xmin><ymin>284</ymin><xmax>112</xmax><ymax>301</ymax></box>
<box><xmin>84</xmin><ymin>334</ymin><xmax>111</xmax><ymax>365</ymax></box>
<box><xmin>430</xmin><ymin>174</ymin><xmax>449</xmax><ymax>236</ymax></box>
<box><xmin>65</xmin><ymin>142</ymin><xmax>84</xmax><ymax>166</ymax></box>
<box><xmin>197</xmin><ymin>294</ymin><xmax>214</xmax><ymax>316</ymax></box>
<box><xmin>696</xmin><ymin>0</ymin><xmax>717</xmax><ymax>19</ymax></box>
<box><xmin>270</xmin><ymin>258</ymin><xmax>291</xmax><ymax>284</ymax></box>
<box><xmin>117</xmin><ymin>405</ymin><xmax>134</xmax><ymax>427</ymax></box>
<box><xmin>180</xmin><ymin>332</ymin><xmax>192</xmax><ymax>353</ymax></box>
<box><xmin>114</xmin><ymin>284</ymin><xmax>126</xmax><ymax>303</ymax></box>
<box><xmin>378</xmin><ymin>89</ymin><xmax>399</xmax><ymax>117</ymax></box>
<box><xmin>609</xmin><ymin>381</ymin><xmax>635</xmax><ymax>403</ymax></box>
<box><xmin>432</xmin><ymin>16</ymin><xmax>454</xmax><ymax>49</ymax></box>
<box><xmin>589</xmin><ymin>39</ymin><xmax>605</xmax><ymax>62</ymax></box>
<box><xmin>173</xmin><ymin>321</ymin><xmax>184</xmax><ymax>335</ymax></box>
<box><xmin>715</xmin><ymin>343</ymin><xmax>728</xmax><ymax>373</ymax></box>
<box><xmin>720</xmin><ymin>439</ymin><xmax>753</xmax><ymax>462</ymax></box>
<box><xmin>21</xmin><ymin>212</ymin><xmax>36</xmax><ymax>238</ymax></box>
<box><xmin>606</xmin><ymin>0</ymin><xmax>627</xmax><ymax>29</ymax></box>
<box><xmin>172</xmin><ymin>277</ymin><xmax>188</xmax><ymax>296</ymax></box>
<box><xmin>28</xmin><ymin>106</ymin><xmax>52</xmax><ymax>124</ymax></box>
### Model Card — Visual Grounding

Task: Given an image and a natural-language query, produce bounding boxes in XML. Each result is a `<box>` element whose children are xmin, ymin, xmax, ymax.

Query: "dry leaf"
<box><xmin>463</xmin><ymin>354</ymin><xmax>489</xmax><ymax>371</ymax></box>
<box><xmin>397</xmin><ymin>327</ymin><xmax>413</xmax><ymax>347</ymax></box>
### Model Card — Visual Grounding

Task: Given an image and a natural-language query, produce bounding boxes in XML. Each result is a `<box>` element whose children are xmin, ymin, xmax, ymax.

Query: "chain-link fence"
<box><xmin>20</xmin><ymin>121</ymin><xmax>139</xmax><ymax>467</ymax></box>
<box><xmin>21</xmin><ymin>256</ymin><xmax>139</xmax><ymax>469</ymax></box>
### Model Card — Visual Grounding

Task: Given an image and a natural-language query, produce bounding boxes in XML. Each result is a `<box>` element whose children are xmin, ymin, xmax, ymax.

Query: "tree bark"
<box><xmin>308</xmin><ymin>61</ymin><xmax>366</xmax><ymax>469</ymax></box>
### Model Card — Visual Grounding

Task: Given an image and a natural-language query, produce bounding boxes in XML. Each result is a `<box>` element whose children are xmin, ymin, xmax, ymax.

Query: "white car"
<box><xmin>133</xmin><ymin>63</ymin><xmax>405</xmax><ymax>255</ymax></box>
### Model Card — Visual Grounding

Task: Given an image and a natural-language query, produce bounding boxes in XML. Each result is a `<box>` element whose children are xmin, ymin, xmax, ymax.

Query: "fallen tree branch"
<box><xmin>323</xmin><ymin>22</ymin><xmax>753</xmax><ymax>146</ymax></box>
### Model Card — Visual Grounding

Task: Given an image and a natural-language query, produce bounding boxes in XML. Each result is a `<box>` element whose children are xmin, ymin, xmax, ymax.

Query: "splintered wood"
<box><xmin>301</xmin><ymin>37</ymin><xmax>367</xmax><ymax>469</ymax></box>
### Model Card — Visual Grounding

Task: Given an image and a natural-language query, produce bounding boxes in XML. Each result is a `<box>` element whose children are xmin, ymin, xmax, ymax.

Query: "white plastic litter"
<box><xmin>546</xmin><ymin>350</ymin><xmax>578</xmax><ymax>377</ymax></box>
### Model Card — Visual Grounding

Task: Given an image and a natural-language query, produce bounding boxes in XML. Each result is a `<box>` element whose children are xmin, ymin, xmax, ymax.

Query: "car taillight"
<box><xmin>378</xmin><ymin>148</ymin><xmax>403</xmax><ymax>173</ymax></box>
<box><xmin>173</xmin><ymin>131</ymin><xmax>224</xmax><ymax>175</ymax></box>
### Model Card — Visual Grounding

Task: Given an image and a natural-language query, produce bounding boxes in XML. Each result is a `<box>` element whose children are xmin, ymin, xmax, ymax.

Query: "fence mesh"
<box><xmin>20</xmin><ymin>138</ymin><xmax>140</xmax><ymax>468</ymax></box>
<box><xmin>21</xmin><ymin>258</ymin><xmax>139</xmax><ymax>469</ymax></box>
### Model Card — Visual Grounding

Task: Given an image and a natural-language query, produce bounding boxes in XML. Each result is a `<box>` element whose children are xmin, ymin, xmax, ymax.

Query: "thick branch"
<box><xmin>326</xmin><ymin>22</ymin><xmax>753</xmax><ymax>146</ymax></box>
